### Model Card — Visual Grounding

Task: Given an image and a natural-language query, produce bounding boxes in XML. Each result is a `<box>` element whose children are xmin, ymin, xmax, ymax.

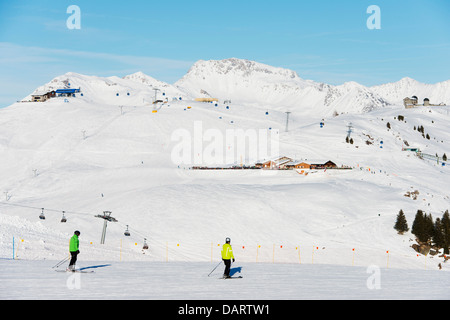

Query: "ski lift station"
<box><xmin>30</xmin><ymin>88</ymin><xmax>81</xmax><ymax>102</ymax></box>
<box><xmin>55</xmin><ymin>88</ymin><xmax>80</xmax><ymax>97</ymax></box>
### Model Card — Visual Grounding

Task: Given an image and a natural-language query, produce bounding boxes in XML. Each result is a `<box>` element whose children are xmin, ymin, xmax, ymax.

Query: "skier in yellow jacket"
<box><xmin>221</xmin><ymin>237</ymin><xmax>235</xmax><ymax>278</ymax></box>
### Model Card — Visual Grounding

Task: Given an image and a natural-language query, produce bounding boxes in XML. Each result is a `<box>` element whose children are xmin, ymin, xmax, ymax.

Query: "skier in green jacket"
<box><xmin>221</xmin><ymin>237</ymin><xmax>235</xmax><ymax>278</ymax></box>
<box><xmin>68</xmin><ymin>231</ymin><xmax>80</xmax><ymax>271</ymax></box>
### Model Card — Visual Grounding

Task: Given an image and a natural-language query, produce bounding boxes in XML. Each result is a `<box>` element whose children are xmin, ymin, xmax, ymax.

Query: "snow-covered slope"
<box><xmin>371</xmin><ymin>77</ymin><xmax>450</xmax><ymax>106</ymax></box>
<box><xmin>25</xmin><ymin>71</ymin><xmax>190</xmax><ymax>106</ymax></box>
<box><xmin>1</xmin><ymin>61</ymin><xmax>449</xmax><ymax>274</ymax></box>
<box><xmin>122</xmin><ymin>71</ymin><xmax>187</xmax><ymax>100</ymax></box>
<box><xmin>1</xmin><ymin>260</ymin><xmax>449</xmax><ymax>300</ymax></box>
<box><xmin>24</xmin><ymin>59</ymin><xmax>449</xmax><ymax>117</ymax></box>
<box><xmin>175</xmin><ymin>58</ymin><xmax>390</xmax><ymax>116</ymax></box>
<box><xmin>175</xmin><ymin>58</ymin><xmax>450</xmax><ymax>116</ymax></box>
<box><xmin>175</xmin><ymin>58</ymin><xmax>314</xmax><ymax>106</ymax></box>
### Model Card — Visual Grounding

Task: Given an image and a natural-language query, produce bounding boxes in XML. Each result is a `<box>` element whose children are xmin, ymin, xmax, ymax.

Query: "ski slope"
<box><xmin>1</xmin><ymin>260</ymin><xmax>449</xmax><ymax>300</ymax></box>
<box><xmin>0</xmin><ymin>63</ymin><xmax>449</xmax><ymax>300</ymax></box>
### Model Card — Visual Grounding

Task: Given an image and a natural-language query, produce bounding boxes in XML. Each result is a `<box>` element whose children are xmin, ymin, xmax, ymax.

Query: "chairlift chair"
<box><xmin>61</xmin><ymin>211</ymin><xmax>67</xmax><ymax>223</ymax></box>
<box><xmin>143</xmin><ymin>238</ymin><xmax>149</xmax><ymax>250</ymax></box>
<box><xmin>124</xmin><ymin>225</ymin><xmax>130</xmax><ymax>236</ymax></box>
<box><xmin>39</xmin><ymin>208</ymin><xmax>45</xmax><ymax>220</ymax></box>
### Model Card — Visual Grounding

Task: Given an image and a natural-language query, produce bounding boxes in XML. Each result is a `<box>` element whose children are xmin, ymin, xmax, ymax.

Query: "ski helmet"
<box><xmin>225</xmin><ymin>237</ymin><xmax>231</xmax><ymax>243</ymax></box>
<box><xmin>74</xmin><ymin>230</ymin><xmax>80</xmax><ymax>236</ymax></box>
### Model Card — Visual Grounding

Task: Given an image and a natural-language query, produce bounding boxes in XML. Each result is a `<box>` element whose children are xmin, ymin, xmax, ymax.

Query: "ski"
<box><xmin>55</xmin><ymin>269</ymin><xmax>94</xmax><ymax>273</ymax></box>
<box><xmin>221</xmin><ymin>276</ymin><xmax>243</xmax><ymax>279</ymax></box>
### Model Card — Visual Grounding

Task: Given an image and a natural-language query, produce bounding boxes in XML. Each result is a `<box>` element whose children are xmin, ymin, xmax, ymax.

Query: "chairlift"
<box><xmin>143</xmin><ymin>238</ymin><xmax>149</xmax><ymax>250</ymax></box>
<box><xmin>61</xmin><ymin>211</ymin><xmax>67</xmax><ymax>223</ymax></box>
<box><xmin>124</xmin><ymin>225</ymin><xmax>130</xmax><ymax>237</ymax></box>
<box><xmin>39</xmin><ymin>208</ymin><xmax>45</xmax><ymax>220</ymax></box>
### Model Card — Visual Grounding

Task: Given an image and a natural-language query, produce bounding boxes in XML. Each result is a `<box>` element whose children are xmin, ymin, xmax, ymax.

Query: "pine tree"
<box><xmin>442</xmin><ymin>210</ymin><xmax>450</xmax><ymax>254</ymax></box>
<box><xmin>412</xmin><ymin>210</ymin><xmax>427</xmax><ymax>242</ymax></box>
<box><xmin>423</xmin><ymin>213</ymin><xmax>434</xmax><ymax>243</ymax></box>
<box><xmin>433</xmin><ymin>218</ymin><xmax>444</xmax><ymax>249</ymax></box>
<box><xmin>394</xmin><ymin>210</ymin><xmax>409</xmax><ymax>234</ymax></box>
<box><xmin>412</xmin><ymin>209</ymin><xmax>423</xmax><ymax>237</ymax></box>
<box><xmin>443</xmin><ymin>153</ymin><xmax>447</xmax><ymax>161</ymax></box>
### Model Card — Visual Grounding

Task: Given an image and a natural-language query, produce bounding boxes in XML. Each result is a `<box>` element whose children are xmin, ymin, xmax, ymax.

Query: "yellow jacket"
<box><xmin>221</xmin><ymin>243</ymin><xmax>234</xmax><ymax>260</ymax></box>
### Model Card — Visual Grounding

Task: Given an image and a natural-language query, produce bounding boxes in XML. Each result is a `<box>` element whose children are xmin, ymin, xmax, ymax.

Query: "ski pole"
<box><xmin>207</xmin><ymin>261</ymin><xmax>223</xmax><ymax>277</ymax></box>
<box><xmin>53</xmin><ymin>256</ymin><xmax>69</xmax><ymax>269</ymax></box>
<box><xmin>52</xmin><ymin>255</ymin><xmax>70</xmax><ymax>269</ymax></box>
<box><xmin>56</xmin><ymin>256</ymin><xmax>70</xmax><ymax>268</ymax></box>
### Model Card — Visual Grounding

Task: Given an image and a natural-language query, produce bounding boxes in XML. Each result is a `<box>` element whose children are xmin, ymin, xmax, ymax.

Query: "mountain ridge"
<box><xmin>23</xmin><ymin>58</ymin><xmax>449</xmax><ymax>116</ymax></box>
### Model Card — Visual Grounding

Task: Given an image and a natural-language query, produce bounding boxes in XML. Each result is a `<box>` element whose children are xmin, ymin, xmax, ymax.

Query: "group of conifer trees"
<box><xmin>394</xmin><ymin>209</ymin><xmax>450</xmax><ymax>254</ymax></box>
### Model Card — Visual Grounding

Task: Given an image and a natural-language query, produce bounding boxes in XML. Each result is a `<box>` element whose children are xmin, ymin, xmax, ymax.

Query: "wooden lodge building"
<box><xmin>404</xmin><ymin>96</ymin><xmax>446</xmax><ymax>109</ymax></box>
<box><xmin>195</xmin><ymin>98</ymin><xmax>219</xmax><ymax>103</ymax></box>
<box><xmin>191</xmin><ymin>156</ymin><xmax>343</xmax><ymax>171</ymax></box>
<box><xmin>310</xmin><ymin>160</ymin><xmax>338</xmax><ymax>169</ymax></box>
<box><xmin>30</xmin><ymin>88</ymin><xmax>81</xmax><ymax>102</ymax></box>
<box><xmin>255</xmin><ymin>157</ymin><xmax>337</xmax><ymax>170</ymax></box>
<box><xmin>285</xmin><ymin>162</ymin><xmax>311</xmax><ymax>170</ymax></box>
<box><xmin>31</xmin><ymin>91</ymin><xmax>56</xmax><ymax>102</ymax></box>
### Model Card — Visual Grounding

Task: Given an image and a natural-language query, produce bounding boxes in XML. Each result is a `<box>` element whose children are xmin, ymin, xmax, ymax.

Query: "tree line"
<box><xmin>394</xmin><ymin>209</ymin><xmax>450</xmax><ymax>254</ymax></box>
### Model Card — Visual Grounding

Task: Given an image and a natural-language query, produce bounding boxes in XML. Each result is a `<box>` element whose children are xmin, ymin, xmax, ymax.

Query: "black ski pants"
<box><xmin>69</xmin><ymin>251</ymin><xmax>78</xmax><ymax>267</ymax></box>
<box><xmin>223</xmin><ymin>259</ymin><xmax>231</xmax><ymax>276</ymax></box>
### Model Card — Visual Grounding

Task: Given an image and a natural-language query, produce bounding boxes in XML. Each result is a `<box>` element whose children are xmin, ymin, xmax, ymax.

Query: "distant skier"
<box><xmin>221</xmin><ymin>237</ymin><xmax>235</xmax><ymax>278</ymax></box>
<box><xmin>68</xmin><ymin>230</ymin><xmax>80</xmax><ymax>272</ymax></box>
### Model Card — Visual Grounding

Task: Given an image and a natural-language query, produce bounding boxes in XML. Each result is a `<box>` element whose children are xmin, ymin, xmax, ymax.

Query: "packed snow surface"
<box><xmin>1</xmin><ymin>260</ymin><xmax>449</xmax><ymax>300</ymax></box>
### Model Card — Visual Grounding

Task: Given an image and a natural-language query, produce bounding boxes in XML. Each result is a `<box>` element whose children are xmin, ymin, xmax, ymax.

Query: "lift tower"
<box><xmin>95</xmin><ymin>211</ymin><xmax>118</xmax><ymax>244</ymax></box>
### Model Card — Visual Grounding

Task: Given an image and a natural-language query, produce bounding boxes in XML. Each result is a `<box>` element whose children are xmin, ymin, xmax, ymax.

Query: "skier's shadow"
<box><xmin>79</xmin><ymin>264</ymin><xmax>111</xmax><ymax>271</ymax></box>
<box><xmin>230</xmin><ymin>266</ymin><xmax>242</xmax><ymax>277</ymax></box>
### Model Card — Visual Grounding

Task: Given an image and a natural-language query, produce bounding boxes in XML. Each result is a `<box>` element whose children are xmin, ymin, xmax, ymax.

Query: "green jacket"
<box><xmin>69</xmin><ymin>234</ymin><xmax>79</xmax><ymax>252</ymax></box>
<box><xmin>221</xmin><ymin>243</ymin><xmax>234</xmax><ymax>260</ymax></box>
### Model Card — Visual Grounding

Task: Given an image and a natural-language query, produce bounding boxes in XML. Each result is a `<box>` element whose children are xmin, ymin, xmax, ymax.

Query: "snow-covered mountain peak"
<box><xmin>30</xmin><ymin>72</ymin><xmax>91</xmax><ymax>95</ymax></box>
<box><xmin>181</xmin><ymin>58</ymin><xmax>302</xmax><ymax>82</ymax></box>
<box><xmin>398</xmin><ymin>77</ymin><xmax>419</xmax><ymax>84</ymax></box>
<box><xmin>340</xmin><ymin>81</ymin><xmax>367</xmax><ymax>90</ymax></box>
<box><xmin>371</xmin><ymin>77</ymin><xmax>450</xmax><ymax>105</ymax></box>
<box><xmin>174</xmin><ymin>58</ymin><xmax>391</xmax><ymax>115</ymax></box>
<box><xmin>22</xmin><ymin>70</ymin><xmax>190</xmax><ymax>105</ymax></box>
<box><xmin>123</xmin><ymin>71</ymin><xmax>168</xmax><ymax>87</ymax></box>
<box><xmin>20</xmin><ymin>58</ymin><xmax>450</xmax><ymax>117</ymax></box>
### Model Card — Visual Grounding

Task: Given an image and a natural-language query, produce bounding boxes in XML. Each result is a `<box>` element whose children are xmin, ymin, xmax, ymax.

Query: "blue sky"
<box><xmin>0</xmin><ymin>0</ymin><xmax>449</xmax><ymax>107</ymax></box>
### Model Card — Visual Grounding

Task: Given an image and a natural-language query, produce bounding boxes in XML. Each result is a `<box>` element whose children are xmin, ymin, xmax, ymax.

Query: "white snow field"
<box><xmin>1</xmin><ymin>260</ymin><xmax>449</xmax><ymax>300</ymax></box>
<box><xmin>0</xmin><ymin>59</ymin><xmax>449</xmax><ymax>300</ymax></box>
